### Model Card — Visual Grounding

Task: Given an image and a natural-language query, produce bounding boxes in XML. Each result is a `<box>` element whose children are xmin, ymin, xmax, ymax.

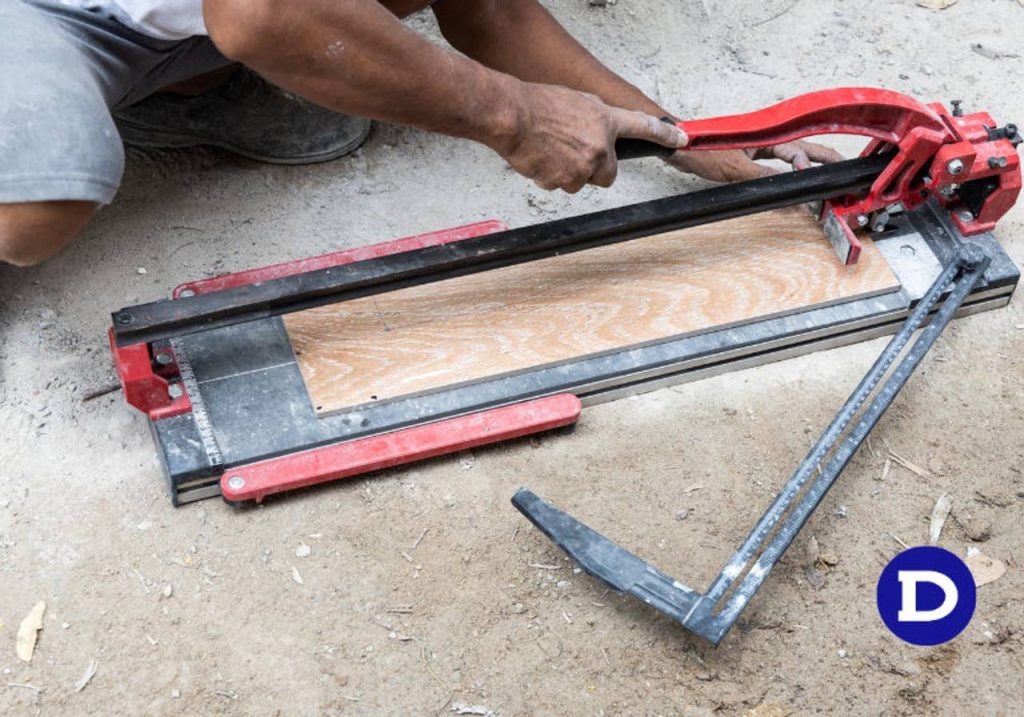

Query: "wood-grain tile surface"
<box><xmin>284</xmin><ymin>206</ymin><xmax>899</xmax><ymax>415</ymax></box>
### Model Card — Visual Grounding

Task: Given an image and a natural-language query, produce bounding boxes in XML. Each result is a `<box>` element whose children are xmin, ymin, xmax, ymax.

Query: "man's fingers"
<box><xmin>800</xmin><ymin>140</ymin><xmax>845</xmax><ymax>164</ymax></box>
<box><xmin>790</xmin><ymin>149</ymin><xmax>811</xmax><ymax>171</ymax></box>
<box><xmin>771</xmin><ymin>140</ymin><xmax>844</xmax><ymax>167</ymax></box>
<box><xmin>589</xmin><ymin>155</ymin><xmax>618</xmax><ymax>188</ymax></box>
<box><xmin>610</xmin><ymin>108</ymin><xmax>688</xmax><ymax>148</ymax></box>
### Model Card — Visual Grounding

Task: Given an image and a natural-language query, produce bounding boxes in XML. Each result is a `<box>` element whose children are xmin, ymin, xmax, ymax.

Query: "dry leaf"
<box><xmin>16</xmin><ymin>601</ymin><xmax>46</xmax><ymax>662</ymax></box>
<box><xmin>805</xmin><ymin>536</ymin><xmax>820</xmax><ymax>564</ymax></box>
<box><xmin>929</xmin><ymin>493</ymin><xmax>952</xmax><ymax>544</ymax></box>
<box><xmin>745</xmin><ymin>703</ymin><xmax>792</xmax><ymax>717</ymax></box>
<box><xmin>965</xmin><ymin>552</ymin><xmax>1006</xmax><ymax>587</ymax></box>
<box><xmin>74</xmin><ymin>659</ymin><xmax>98</xmax><ymax>692</ymax></box>
<box><xmin>916</xmin><ymin>0</ymin><xmax>958</xmax><ymax>8</ymax></box>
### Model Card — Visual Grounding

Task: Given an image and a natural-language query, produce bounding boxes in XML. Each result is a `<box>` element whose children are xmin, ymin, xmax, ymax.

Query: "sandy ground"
<box><xmin>2</xmin><ymin>1</ymin><xmax>1024</xmax><ymax>714</ymax></box>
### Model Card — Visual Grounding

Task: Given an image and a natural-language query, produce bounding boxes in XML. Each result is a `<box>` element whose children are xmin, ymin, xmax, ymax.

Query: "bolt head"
<box><xmin>178</xmin><ymin>288</ymin><xmax>196</xmax><ymax>298</ymax></box>
<box><xmin>227</xmin><ymin>476</ymin><xmax>246</xmax><ymax>490</ymax></box>
<box><xmin>947</xmin><ymin>158</ymin><xmax>965</xmax><ymax>176</ymax></box>
<box><xmin>116</xmin><ymin>313</ymin><xmax>134</xmax><ymax>326</ymax></box>
<box><xmin>154</xmin><ymin>351</ymin><xmax>173</xmax><ymax>366</ymax></box>
<box><xmin>856</xmin><ymin>214</ymin><xmax>870</xmax><ymax>227</ymax></box>
<box><xmin>168</xmin><ymin>384</ymin><xmax>184</xmax><ymax>399</ymax></box>
<box><xmin>958</xmin><ymin>210</ymin><xmax>974</xmax><ymax>222</ymax></box>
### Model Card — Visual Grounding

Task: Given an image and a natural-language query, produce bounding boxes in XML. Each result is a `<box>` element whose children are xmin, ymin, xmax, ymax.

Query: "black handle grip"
<box><xmin>613</xmin><ymin>117</ymin><xmax>680</xmax><ymax>160</ymax></box>
<box><xmin>614</xmin><ymin>138</ymin><xmax>677</xmax><ymax>160</ymax></box>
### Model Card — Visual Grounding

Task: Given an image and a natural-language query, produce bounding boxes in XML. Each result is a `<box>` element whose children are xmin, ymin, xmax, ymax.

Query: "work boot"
<box><xmin>114</xmin><ymin>68</ymin><xmax>372</xmax><ymax>164</ymax></box>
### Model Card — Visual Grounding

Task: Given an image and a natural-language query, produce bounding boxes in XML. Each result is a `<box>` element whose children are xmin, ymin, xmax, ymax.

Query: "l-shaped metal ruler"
<box><xmin>513</xmin><ymin>244</ymin><xmax>990</xmax><ymax>644</ymax></box>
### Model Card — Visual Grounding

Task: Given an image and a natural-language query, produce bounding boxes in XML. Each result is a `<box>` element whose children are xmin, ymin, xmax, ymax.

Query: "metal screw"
<box><xmin>856</xmin><ymin>214</ymin><xmax>870</xmax><ymax>227</ymax></box>
<box><xmin>168</xmin><ymin>384</ymin><xmax>184</xmax><ymax>399</ymax></box>
<box><xmin>871</xmin><ymin>211</ymin><xmax>891</xmax><ymax>234</ymax></box>
<box><xmin>227</xmin><ymin>476</ymin><xmax>246</xmax><ymax>490</ymax></box>
<box><xmin>951</xmin><ymin>99</ymin><xmax>964</xmax><ymax>117</ymax></box>
<box><xmin>958</xmin><ymin>210</ymin><xmax>974</xmax><ymax>222</ymax></box>
<box><xmin>116</xmin><ymin>312</ymin><xmax>135</xmax><ymax>326</ymax></box>
<box><xmin>179</xmin><ymin>288</ymin><xmax>196</xmax><ymax>298</ymax></box>
<box><xmin>939</xmin><ymin>184</ymin><xmax>958</xmax><ymax>197</ymax></box>
<box><xmin>946</xmin><ymin>158</ymin><xmax>965</xmax><ymax>176</ymax></box>
<box><xmin>154</xmin><ymin>351</ymin><xmax>173</xmax><ymax>366</ymax></box>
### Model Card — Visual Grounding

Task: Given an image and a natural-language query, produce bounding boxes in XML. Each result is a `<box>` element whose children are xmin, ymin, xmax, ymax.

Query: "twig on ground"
<box><xmin>81</xmin><ymin>382</ymin><xmax>121</xmax><ymax>402</ymax></box>
<box><xmin>420</xmin><ymin>648</ymin><xmax>449</xmax><ymax>691</ymax></box>
<box><xmin>6</xmin><ymin>683</ymin><xmax>42</xmax><ymax>693</ymax></box>
<box><xmin>752</xmin><ymin>0</ymin><xmax>800</xmax><ymax>27</ymax></box>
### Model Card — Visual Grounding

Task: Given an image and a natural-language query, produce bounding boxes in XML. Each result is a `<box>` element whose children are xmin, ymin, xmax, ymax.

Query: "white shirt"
<box><xmin>65</xmin><ymin>0</ymin><xmax>208</xmax><ymax>40</ymax></box>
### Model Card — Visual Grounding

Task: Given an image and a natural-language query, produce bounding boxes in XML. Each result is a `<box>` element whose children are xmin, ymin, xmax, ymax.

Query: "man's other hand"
<box><xmin>491</xmin><ymin>83</ymin><xmax>688</xmax><ymax>193</ymax></box>
<box><xmin>665</xmin><ymin>140</ymin><xmax>845</xmax><ymax>183</ymax></box>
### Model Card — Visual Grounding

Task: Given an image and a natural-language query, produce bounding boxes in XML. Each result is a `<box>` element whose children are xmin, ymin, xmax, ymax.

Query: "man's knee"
<box><xmin>0</xmin><ymin>201</ymin><xmax>97</xmax><ymax>266</ymax></box>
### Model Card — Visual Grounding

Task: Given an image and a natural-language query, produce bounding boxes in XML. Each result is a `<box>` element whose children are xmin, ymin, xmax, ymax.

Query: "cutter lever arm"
<box><xmin>676</xmin><ymin>87</ymin><xmax>952</xmax><ymax>151</ymax></box>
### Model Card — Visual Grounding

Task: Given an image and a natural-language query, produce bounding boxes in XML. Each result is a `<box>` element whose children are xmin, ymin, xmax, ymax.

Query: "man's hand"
<box><xmin>489</xmin><ymin>83</ymin><xmax>688</xmax><ymax>193</ymax></box>
<box><xmin>665</xmin><ymin>140</ymin><xmax>845</xmax><ymax>183</ymax></box>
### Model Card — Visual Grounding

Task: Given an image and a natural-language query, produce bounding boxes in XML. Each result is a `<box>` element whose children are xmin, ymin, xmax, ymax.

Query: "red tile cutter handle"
<box><xmin>630</xmin><ymin>87</ymin><xmax>1021</xmax><ymax>265</ymax></box>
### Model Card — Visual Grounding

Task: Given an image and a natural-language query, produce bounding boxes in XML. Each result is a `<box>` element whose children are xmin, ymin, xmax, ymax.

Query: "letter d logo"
<box><xmin>877</xmin><ymin>547</ymin><xmax>975</xmax><ymax>645</ymax></box>
<box><xmin>897</xmin><ymin>570</ymin><xmax>958</xmax><ymax>622</ymax></box>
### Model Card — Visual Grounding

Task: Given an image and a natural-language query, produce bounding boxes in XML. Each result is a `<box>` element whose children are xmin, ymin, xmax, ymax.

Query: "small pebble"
<box><xmin>137</xmin><ymin>267</ymin><xmax>147</xmax><ymax>275</ymax></box>
<box><xmin>171</xmin><ymin>689</ymin><xmax>181</xmax><ymax>699</ymax></box>
<box><xmin>510</xmin><ymin>603</ymin><xmax>526</xmax><ymax>614</ymax></box>
<box><xmin>295</xmin><ymin>543</ymin><xmax>311</xmax><ymax>558</ymax></box>
<box><xmin>838</xmin><ymin>648</ymin><xmax>848</xmax><ymax>658</ymax></box>
<box><xmin>556</xmin><ymin>580</ymin><xmax>570</xmax><ymax>589</ymax></box>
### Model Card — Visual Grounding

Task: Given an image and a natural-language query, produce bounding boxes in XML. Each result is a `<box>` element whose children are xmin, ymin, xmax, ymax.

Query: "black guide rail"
<box><xmin>513</xmin><ymin>243</ymin><xmax>991</xmax><ymax>644</ymax></box>
<box><xmin>111</xmin><ymin>153</ymin><xmax>894</xmax><ymax>346</ymax></box>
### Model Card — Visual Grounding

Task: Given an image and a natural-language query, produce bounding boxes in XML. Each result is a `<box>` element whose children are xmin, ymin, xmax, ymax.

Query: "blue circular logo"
<box><xmin>876</xmin><ymin>546</ymin><xmax>975</xmax><ymax>646</ymax></box>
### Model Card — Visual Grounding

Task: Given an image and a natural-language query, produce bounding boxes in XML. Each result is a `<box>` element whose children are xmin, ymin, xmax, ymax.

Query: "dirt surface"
<box><xmin>2</xmin><ymin>1</ymin><xmax>1023</xmax><ymax>714</ymax></box>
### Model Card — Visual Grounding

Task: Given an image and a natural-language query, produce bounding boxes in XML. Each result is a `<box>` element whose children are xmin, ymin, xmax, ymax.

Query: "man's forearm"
<box><xmin>433</xmin><ymin>0</ymin><xmax>669</xmax><ymax>119</ymax></box>
<box><xmin>204</xmin><ymin>0</ymin><xmax>524</xmax><ymax>150</ymax></box>
<box><xmin>203</xmin><ymin>0</ymin><xmax>687</xmax><ymax>193</ymax></box>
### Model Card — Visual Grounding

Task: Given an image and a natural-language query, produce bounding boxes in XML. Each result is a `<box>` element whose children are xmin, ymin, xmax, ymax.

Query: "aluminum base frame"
<box><xmin>146</xmin><ymin>199</ymin><xmax>1017</xmax><ymax>504</ymax></box>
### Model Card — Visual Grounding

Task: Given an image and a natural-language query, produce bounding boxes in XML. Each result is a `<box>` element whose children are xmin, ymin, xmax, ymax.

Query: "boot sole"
<box><xmin>116</xmin><ymin>119</ymin><xmax>372</xmax><ymax>166</ymax></box>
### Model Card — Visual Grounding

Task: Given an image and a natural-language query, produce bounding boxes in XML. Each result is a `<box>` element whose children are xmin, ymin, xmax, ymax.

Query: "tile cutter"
<box><xmin>104</xmin><ymin>87</ymin><xmax>1020</xmax><ymax>526</ymax></box>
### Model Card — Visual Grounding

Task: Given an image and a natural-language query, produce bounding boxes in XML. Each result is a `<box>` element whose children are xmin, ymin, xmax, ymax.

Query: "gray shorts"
<box><xmin>0</xmin><ymin>0</ymin><xmax>230</xmax><ymax>204</ymax></box>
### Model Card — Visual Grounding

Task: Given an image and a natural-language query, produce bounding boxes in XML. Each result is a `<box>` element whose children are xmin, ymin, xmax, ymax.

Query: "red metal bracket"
<box><xmin>677</xmin><ymin>87</ymin><xmax>1021</xmax><ymax>264</ymax></box>
<box><xmin>220</xmin><ymin>394</ymin><xmax>582</xmax><ymax>503</ymax></box>
<box><xmin>107</xmin><ymin>328</ymin><xmax>191</xmax><ymax>420</ymax></box>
